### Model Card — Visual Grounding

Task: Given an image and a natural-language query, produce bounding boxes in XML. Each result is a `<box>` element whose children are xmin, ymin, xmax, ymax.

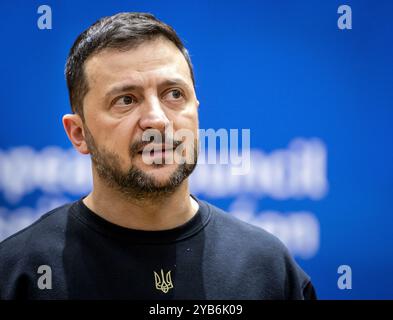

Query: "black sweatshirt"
<box><xmin>0</xmin><ymin>195</ymin><xmax>316</xmax><ymax>300</ymax></box>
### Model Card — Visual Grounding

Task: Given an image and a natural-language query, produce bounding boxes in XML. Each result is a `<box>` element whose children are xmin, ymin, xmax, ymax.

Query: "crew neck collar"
<box><xmin>69</xmin><ymin>194</ymin><xmax>212</xmax><ymax>244</ymax></box>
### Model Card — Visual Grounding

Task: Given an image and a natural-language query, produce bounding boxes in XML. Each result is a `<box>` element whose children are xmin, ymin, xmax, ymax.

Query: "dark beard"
<box><xmin>83</xmin><ymin>124</ymin><xmax>198</xmax><ymax>201</ymax></box>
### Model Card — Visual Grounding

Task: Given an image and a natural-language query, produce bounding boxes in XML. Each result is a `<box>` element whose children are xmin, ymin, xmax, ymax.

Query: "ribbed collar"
<box><xmin>69</xmin><ymin>194</ymin><xmax>212</xmax><ymax>244</ymax></box>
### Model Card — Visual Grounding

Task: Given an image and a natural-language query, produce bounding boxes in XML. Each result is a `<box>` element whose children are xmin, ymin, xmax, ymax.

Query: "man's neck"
<box><xmin>82</xmin><ymin>178</ymin><xmax>199</xmax><ymax>231</ymax></box>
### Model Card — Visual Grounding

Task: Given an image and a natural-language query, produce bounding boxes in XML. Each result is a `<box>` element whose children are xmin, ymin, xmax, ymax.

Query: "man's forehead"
<box><xmin>84</xmin><ymin>37</ymin><xmax>192</xmax><ymax>87</ymax></box>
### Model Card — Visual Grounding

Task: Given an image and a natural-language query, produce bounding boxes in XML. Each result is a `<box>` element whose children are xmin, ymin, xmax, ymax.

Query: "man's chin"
<box><xmin>134</xmin><ymin>161</ymin><xmax>179</xmax><ymax>181</ymax></box>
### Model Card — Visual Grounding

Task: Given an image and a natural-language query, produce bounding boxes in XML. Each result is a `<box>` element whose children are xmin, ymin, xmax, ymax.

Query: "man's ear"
<box><xmin>62</xmin><ymin>114</ymin><xmax>90</xmax><ymax>155</ymax></box>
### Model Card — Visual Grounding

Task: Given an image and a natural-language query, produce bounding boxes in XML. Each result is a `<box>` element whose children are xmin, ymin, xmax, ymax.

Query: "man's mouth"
<box><xmin>138</xmin><ymin>144</ymin><xmax>176</xmax><ymax>157</ymax></box>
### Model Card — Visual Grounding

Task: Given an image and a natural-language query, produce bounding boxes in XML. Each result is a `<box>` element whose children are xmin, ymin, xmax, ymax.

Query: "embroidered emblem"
<box><xmin>154</xmin><ymin>269</ymin><xmax>173</xmax><ymax>293</ymax></box>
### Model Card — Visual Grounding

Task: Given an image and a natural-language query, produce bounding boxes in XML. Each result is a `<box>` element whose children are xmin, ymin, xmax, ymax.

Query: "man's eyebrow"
<box><xmin>105</xmin><ymin>78</ymin><xmax>192</xmax><ymax>98</ymax></box>
<box><xmin>105</xmin><ymin>84</ymin><xmax>142</xmax><ymax>98</ymax></box>
<box><xmin>159</xmin><ymin>78</ymin><xmax>191</xmax><ymax>89</ymax></box>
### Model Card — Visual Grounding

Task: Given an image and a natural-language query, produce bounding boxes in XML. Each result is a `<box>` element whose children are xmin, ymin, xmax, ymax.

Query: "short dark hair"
<box><xmin>65</xmin><ymin>12</ymin><xmax>195</xmax><ymax>118</ymax></box>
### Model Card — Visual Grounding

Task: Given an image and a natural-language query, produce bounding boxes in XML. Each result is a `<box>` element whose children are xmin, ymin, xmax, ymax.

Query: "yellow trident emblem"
<box><xmin>154</xmin><ymin>269</ymin><xmax>174</xmax><ymax>293</ymax></box>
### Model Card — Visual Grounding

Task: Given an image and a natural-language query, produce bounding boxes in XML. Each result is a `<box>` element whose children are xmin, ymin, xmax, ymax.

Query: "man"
<box><xmin>0</xmin><ymin>12</ymin><xmax>316</xmax><ymax>299</ymax></box>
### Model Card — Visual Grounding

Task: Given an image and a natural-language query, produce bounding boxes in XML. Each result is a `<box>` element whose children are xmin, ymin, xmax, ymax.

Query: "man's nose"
<box><xmin>138</xmin><ymin>96</ymin><xmax>170</xmax><ymax>131</ymax></box>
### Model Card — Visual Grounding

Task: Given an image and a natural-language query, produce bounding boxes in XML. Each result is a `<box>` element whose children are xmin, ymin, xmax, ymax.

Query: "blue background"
<box><xmin>0</xmin><ymin>0</ymin><xmax>392</xmax><ymax>299</ymax></box>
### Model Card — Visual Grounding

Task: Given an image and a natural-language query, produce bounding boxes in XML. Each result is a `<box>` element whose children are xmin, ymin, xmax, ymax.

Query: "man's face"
<box><xmin>81</xmin><ymin>37</ymin><xmax>199</xmax><ymax>199</ymax></box>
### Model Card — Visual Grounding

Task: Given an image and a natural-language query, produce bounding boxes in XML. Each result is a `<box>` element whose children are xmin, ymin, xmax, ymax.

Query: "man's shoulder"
<box><xmin>201</xmin><ymin>200</ymin><xmax>288</xmax><ymax>254</ymax></box>
<box><xmin>201</xmin><ymin>199</ymin><xmax>313</xmax><ymax>296</ymax></box>
<box><xmin>0</xmin><ymin>202</ymin><xmax>74</xmax><ymax>255</ymax></box>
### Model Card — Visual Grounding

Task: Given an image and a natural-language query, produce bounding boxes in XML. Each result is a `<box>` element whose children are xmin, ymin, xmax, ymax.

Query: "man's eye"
<box><xmin>165</xmin><ymin>89</ymin><xmax>184</xmax><ymax>101</ymax></box>
<box><xmin>115</xmin><ymin>95</ymin><xmax>135</xmax><ymax>106</ymax></box>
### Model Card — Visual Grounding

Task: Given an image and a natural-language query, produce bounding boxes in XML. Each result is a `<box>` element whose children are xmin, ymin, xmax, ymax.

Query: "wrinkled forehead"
<box><xmin>83</xmin><ymin>37</ymin><xmax>193</xmax><ymax>90</ymax></box>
